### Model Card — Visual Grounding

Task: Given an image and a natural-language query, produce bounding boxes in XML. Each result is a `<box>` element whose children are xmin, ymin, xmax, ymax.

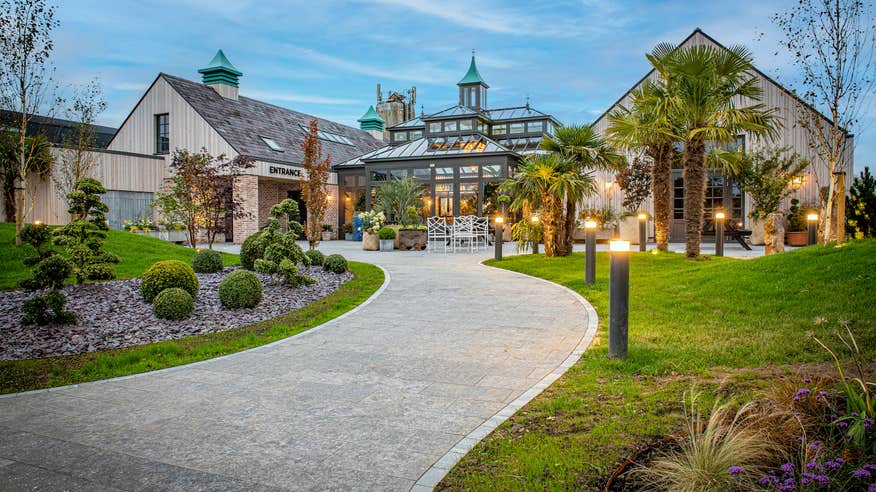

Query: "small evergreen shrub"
<box><xmin>304</xmin><ymin>249</ymin><xmax>325</xmax><ymax>266</ymax></box>
<box><xmin>22</xmin><ymin>289</ymin><xmax>77</xmax><ymax>326</ymax></box>
<box><xmin>288</xmin><ymin>220</ymin><xmax>304</xmax><ymax>240</ymax></box>
<box><xmin>218</xmin><ymin>270</ymin><xmax>262</xmax><ymax>308</ymax></box>
<box><xmin>240</xmin><ymin>231</ymin><xmax>265</xmax><ymax>270</ymax></box>
<box><xmin>278</xmin><ymin>259</ymin><xmax>316</xmax><ymax>287</ymax></box>
<box><xmin>19</xmin><ymin>254</ymin><xmax>72</xmax><ymax>291</ymax></box>
<box><xmin>141</xmin><ymin>260</ymin><xmax>198</xmax><ymax>303</ymax></box>
<box><xmin>152</xmin><ymin>287</ymin><xmax>194</xmax><ymax>320</ymax></box>
<box><xmin>192</xmin><ymin>249</ymin><xmax>223</xmax><ymax>273</ymax></box>
<box><xmin>19</xmin><ymin>222</ymin><xmax>54</xmax><ymax>265</ymax></box>
<box><xmin>378</xmin><ymin>227</ymin><xmax>396</xmax><ymax>240</ymax></box>
<box><xmin>323</xmin><ymin>254</ymin><xmax>348</xmax><ymax>274</ymax></box>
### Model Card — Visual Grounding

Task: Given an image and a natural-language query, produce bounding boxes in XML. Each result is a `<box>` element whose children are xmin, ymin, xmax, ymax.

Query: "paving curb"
<box><xmin>410</xmin><ymin>260</ymin><xmax>599</xmax><ymax>491</ymax></box>
<box><xmin>0</xmin><ymin>263</ymin><xmax>391</xmax><ymax>399</ymax></box>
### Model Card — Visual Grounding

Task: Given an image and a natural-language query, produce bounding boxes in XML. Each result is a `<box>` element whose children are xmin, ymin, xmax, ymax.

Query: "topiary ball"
<box><xmin>192</xmin><ymin>249</ymin><xmax>224</xmax><ymax>273</ymax></box>
<box><xmin>304</xmin><ymin>249</ymin><xmax>325</xmax><ymax>266</ymax></box>
<box><xmin>152</xmin><ymin>287</ymin><xmax>194</xmax><ymax>320</ymax></box>
<box><xmin>141</xmin><ymin>260</ymin><xmax>198</xmax><ymax>303</ymax></box>
<box><xmin>240</xmin><ymin>231</ymin><xmax>265</xmax><ymax>270</ymax></box>
<box><xmin>323</xmin><ymin>254</ymin><xmax>348</xmax><ymax>274</ymax></box>
<box><xmin>218</xmin><ymin>270</ymin><xmax>263</xmax><ymax>309</ymax></box>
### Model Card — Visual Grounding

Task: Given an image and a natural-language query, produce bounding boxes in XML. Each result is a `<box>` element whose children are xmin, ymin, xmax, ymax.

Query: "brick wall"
<box><xmin>232</xmin><ymin>174</ymin><xmax>259</xmax><ymax>243</ymax></box>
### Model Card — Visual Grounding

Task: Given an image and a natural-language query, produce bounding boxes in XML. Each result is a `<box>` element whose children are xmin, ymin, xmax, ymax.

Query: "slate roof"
<box><xmin>0</xmin><ymin>110</ymin><xmax>117</xmax><ymax>148</ymax></box>
<box><xmin>160</xmin><ymin>74</ymin><xmax>384</xmax><ymax>165</ymax></box>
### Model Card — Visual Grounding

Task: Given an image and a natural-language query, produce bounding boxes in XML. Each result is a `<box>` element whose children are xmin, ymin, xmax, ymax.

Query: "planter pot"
<box><xmin>618</xmin><ymin>216</ymin><xmax>641</xmax><ymax>244</ymax></box>
<box><xmin>321</xmin><ymin>231</ymin><xmax>333</xmax><ymax>241</ymax></box>
<box><xmin>344</xmin><ymin>233</ymin><xmax>354</xmax><ymax>241</ymax></box>
<box><xmin>749</xmin><ymin>218</ymin><xmax>766</xmax><ymax>245</ymax></box>
<box><xmin>398</xmin><ymin>229</ymin><xmax>427</xmax><ymax>250</ymax></box>
<box><xmin>362</xmin><ymin>231</ymin><xmax>379</xmax><ymax>251</ymax></box>
<box><xmin>379</xmin><ymin>239</ymin><xmax>395</xmax><ymax>251</ymax></box>
<box><xmin>786</xmin><ymin>231</ymin><xmax>808</xmax><ymax>246</ymax></box>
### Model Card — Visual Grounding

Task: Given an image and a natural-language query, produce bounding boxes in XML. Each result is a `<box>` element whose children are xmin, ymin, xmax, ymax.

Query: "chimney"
<box><xmin>198</xmin><ymin>50</ymin><xmax>242</xmax><ymax>101</ymax></box>
<box><xmin>358</xmin><ymin>105</ymin><xmax>385</xmax><ymax>141</ymax></box>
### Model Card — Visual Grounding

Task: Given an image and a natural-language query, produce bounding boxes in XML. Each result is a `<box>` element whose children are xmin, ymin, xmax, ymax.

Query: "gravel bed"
<box><xmin>0</xmin><ymin>266</ymin><xmax>352</xmax><ymax>361</ymax></box>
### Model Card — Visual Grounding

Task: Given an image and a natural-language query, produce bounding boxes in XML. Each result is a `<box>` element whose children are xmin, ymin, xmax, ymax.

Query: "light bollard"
<box><xmin>637</xmin><ymin>213</ymin><xmax>647</xmax><ymax>252</ymax></box>
<box><xmin>807</xmin><ymin>213</ymin><xmax>818</xmax><ymax>246</ymax></box>
<box><xmin>714</xmin><ymin>212</ymin><xmax>725</xmax><ymax>257</ymax></box>
<box><xmin>531</xmin><ymin>215</ymin><xmax>540</xmax><ymax>254</ymax></box>
<box><xmin>609</xmin><ymin>240</ymin><xmax>630</xmax><ymax>359</ymax></box>
<box><xmin>494</xmin><ymin>216</ymin><xmax>504</xmax><ymax>261</ymax></box>
<box><xmin>584</xmin><ymin>220</ymin><xmax>597</xmax><ymax>285</ymax></box>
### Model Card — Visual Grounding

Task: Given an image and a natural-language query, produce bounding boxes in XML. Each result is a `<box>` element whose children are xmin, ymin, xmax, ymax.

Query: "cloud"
<box><xmin>242</xmin><ymin>89</ymin><xmax>359</xmax><ymax>105</ymax></box>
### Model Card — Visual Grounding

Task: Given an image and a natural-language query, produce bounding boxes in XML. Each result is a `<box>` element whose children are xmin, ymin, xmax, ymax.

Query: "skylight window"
<box><xmin>260</xmin><ymin>136</ymin><xmax>284</xmax><ymax>152</ymax></box>
<box><xmin>298</xmin><ymin>125</ymin><xmax>354</xmax><ymax>146</ymax></box>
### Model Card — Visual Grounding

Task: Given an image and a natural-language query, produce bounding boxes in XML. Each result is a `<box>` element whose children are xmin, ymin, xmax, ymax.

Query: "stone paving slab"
<box><xmin>0</xmin><ymin>242</ymin><xmax>590</xmax><ymax>491</ymax></box>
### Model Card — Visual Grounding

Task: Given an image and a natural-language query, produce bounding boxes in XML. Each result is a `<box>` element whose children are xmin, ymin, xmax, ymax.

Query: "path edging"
<box><xmin>411</xmin><ymin>260</ymin><xmax>600</xmax><ymax>491</ymax></box>
<box><xmin>0</xmin><ymin>264</ymin><xmax>391</xmax><ymax>399</ymax></box>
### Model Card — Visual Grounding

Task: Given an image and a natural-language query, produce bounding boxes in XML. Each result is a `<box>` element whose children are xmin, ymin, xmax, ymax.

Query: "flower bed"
<box><xmin>0</xmin><ymin>266</ymin><xmax>351</xmax><ymax>361</ymax></box>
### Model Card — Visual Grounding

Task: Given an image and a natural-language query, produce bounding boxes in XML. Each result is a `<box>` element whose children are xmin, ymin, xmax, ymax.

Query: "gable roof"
<box><xmin>589</xmin><ymin>28</ymin><xmax>848</xmax><ymax>135</ymax></box>
<box><xmin>129</xmin><ymin>73</ymin><xmax>383</xmax><ymax>165</ymax></box>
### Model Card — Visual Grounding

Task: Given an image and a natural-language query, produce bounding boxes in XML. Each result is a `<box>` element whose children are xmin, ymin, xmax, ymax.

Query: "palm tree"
<box><xmin>373</xmin><ymin>176</ymin><xmax>425</xmax><ymax>225</ymax></box>
<box><xmin>540</xmin><ymin>124</ymin><xmax>625</xmax><ymax>254</ymax></box>
<box><xmin>500</xmin><ymin>153</ymin><xmax>595</xmax><ymax>257</ymax></box>
<box><xmin>606</xmin><ymin>79</ymin><xmax>677</xmax><ymax>252</ymax></box>
<box><xmin>657</xmin><ymin>44</ymin><xmax>779</xmax><ymax>258</ymax></box>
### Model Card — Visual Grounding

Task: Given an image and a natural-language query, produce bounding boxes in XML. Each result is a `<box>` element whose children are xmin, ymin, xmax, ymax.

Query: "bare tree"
<box><xmin>0</xmin><ymin>0</ymin><xmax>60</xmax><ymax>244</ymax></box>
<box><xmin>773</xmin><ymin>0</ymin><xmax>876</xmax><ymax>243</ymax></box>
<box><xmin>55</xmin><ymin>78</ymin><xmax>107</xmax><ymax>201</ymax></box>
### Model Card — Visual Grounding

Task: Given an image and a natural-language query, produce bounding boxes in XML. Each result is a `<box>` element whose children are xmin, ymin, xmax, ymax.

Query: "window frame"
<box><xmin>155</xmin><ymin>113</ymin><xmax>169</xmax><ymax>154</ymax></box>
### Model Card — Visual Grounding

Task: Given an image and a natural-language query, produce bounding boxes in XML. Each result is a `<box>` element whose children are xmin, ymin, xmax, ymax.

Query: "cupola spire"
<box><xmin>198</xmin><ymin>49</ymin><xmax>242</xmax><ymax>100</ymax></box>
<box><xmin>457</xmin><ymin>51</ymin><xmax>489</xmax><ymax>110</ymax></box>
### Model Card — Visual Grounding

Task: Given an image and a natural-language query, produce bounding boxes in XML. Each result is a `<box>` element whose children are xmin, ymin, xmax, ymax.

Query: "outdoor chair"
<box><xmin>473</xmin><ymin>216</ymin><xmax>489</xmax><ymax>251</ymax></box>
<box><xmin>427</xmin><ymin>216</ymin><xmax>451</xmax><ymax>253</ymax></box>
<box><xmin>452</xmin><ymin>215</ymin><xmax>476</xmax><ymax>253</ymax></box>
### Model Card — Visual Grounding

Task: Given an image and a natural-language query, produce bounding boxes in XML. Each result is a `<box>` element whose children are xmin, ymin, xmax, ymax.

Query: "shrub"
<box><xmin>20</xmin><ymin>222</ymin><xmax>54</xmax><ymax>265</ymax></box>
<box><xmin>152</xmin><ymin>287</ymin><xmax>194</xmax><ymax>320</ymax></box>
<box><xmin>278</xmin><ymin>259</ymin><xmax>316</xmax><ymax>287</ymax></box>
<box><xmin>378</xmin><ymin>226</ymin><xmax>396</xmax><ymax>240</ymax></box>
<box><xmin>322</xmin><ymin>223</ymin><xmax>332</xmax><ymax>232</ymax></box>
<box><xmin>218</xmin><ymin>270</ymin><xmax>262</xmax><ymax>308</ymax></box>
<box><xmin>304</xmin><ymin>249</ymin><xmax>325</xmax><ymax>266</ymax></box>
<box><xmin>323</xmin><ymin>254</ymin><xmax>348</xmax><ymax>274</ymax></box>
<box><xmin>21</xmin><ymin>289</ymin><xmax>77</xmax><ymax>326</ymax></box>
<box><xmin>19</xmin><ymin>254</ymin><xmax>72</xmax><ymax>291</ymax></box>
<box><xmin>240</xmin><ymin>231</ymin><xmax>265</xmax><ymax>270</ymax></box>
<box><xmin>192</xmin><ymin>249</ymin><xmax>223</xmax><ymax>273</ymax></box>
<box><xmin>141</xmin><ymin>260</ymin><xmax>198</xmax><ymax>303</ymax></box>
<box><xmin>288</xmin><ymin>220</ymin><xmax>304</xmax><ymax>240</ymax></box>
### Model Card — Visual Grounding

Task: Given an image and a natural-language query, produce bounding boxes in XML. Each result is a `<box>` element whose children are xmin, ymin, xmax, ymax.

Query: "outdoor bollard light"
<box><xmin>714</xmin><ymin>212</ymin><xmax>725</xmax><ymax>257</ymax></box>
<box><xmin>807</xmin><ymin>213</ymin><xmax>819</xmax><ymax>246</ymax></box>
<box><xmin>494</xmin><ymin>216</ymin><xmax>504</xmax><ymax>261</ymax></box>
<box><xmin>609</xmin><ymin>240</ymin><xmax>630</xmax><ymax>359</ymax></box>
<box><xmin>637</xmin><ymin>212</ymin><xmax>648</xmax><ymax>252</ymax></box>
<box><xmin>584</xmin><ymin>220</ymin><xmax>597</xmax><ymax>285</ymax></box>
<box><xmin>531</xmin><ymin>215</ymin><xmax>540</xmax><ymax>254</ymax></box>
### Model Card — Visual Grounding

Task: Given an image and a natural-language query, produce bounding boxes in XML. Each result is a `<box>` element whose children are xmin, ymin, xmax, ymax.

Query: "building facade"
<box><xmin>336</xmin><ymin>56</ymin><xmax>560</xmax><ymax>226</ymax></box>
<box><xmin>590</xmin><ymin>29</ymin><xmax>854</xmax><ymax>242</ymax></box>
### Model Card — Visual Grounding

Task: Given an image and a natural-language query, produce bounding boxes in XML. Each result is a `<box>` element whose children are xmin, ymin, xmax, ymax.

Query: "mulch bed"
<box><xmin>0</xmin><ymin>266</ymin><xmax>351</xmax><ymax>361</ymax></box>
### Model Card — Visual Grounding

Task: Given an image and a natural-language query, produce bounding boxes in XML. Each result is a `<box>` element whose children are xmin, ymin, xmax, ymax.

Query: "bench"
<box><xmin>701</xmin><ymin>218</ymin><xmax>752</xmax><ymax>250</ymax></box>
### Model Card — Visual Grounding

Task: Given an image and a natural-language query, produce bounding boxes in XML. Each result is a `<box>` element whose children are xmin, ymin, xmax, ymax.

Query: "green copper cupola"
<box><xmin>458</xmin><ymin>52</ymin><xmax>488</xmax><ymax>110</ymax></box>
<box><xmin>358</xmin><ymin>105</ymin><xmax>385</xmax><ymax>132</ymax></box>
<box><xmin>198</xmin><ymin>50</ymin><xmax>242</xmax><ymax>100</ymax></box>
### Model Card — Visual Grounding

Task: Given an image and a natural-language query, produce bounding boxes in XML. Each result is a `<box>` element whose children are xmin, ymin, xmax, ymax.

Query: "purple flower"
<box><xmin>797</xmin><ymin>388</ymin><xmax>811</xmax><ymax>396</ymax></box>
<box><xmin>781</xmin><ymin>463</ymin><xmax>795</xmax><ymax>473</ymax></box>
<box><xmin>808</xmin><ymin>441</ymin><xmax>822</xmax><ymax>451</ymax></box>
<box><xmin>728</xmin><ymin>466</ymin><xmax>743</xmax><ymax>476</ymax></box>
<box><xmin>864</xmin><ymin>418</ymin><xmax>874</xmax><ymax>429</ymax></box>
<box><xmin>819</xmin><ymin>391</ymin><xmax>829</xmax><ymax>397</ymax></box>
<box><xmin>825</xmin><ymin>460</ymin><xmax>842</xmax><ymax>470</ymax></box>
<box><xmin>804</xmin><ymin>377</ymin><xmax>812</xmax><ymax>383</ymax></box>
<box><xmin>866</xmin><ymin>464</ymin><xmax>876</xmax><ymax>471</ymax></box>
<box><xmin>869</xmin><ymin>484</ymin><xmax>876</xmax><ymax>492</ymax></box>
<box><xmin>759</xmin><ymin>476</ymin><xmax>777</xmax><ymax>486</ymax></box>
<box><xmin>814</xmin><ymin>475</ymin><xmax>829</xmax><ymax>484</ymax></box>
<box><xmin>854</xmin><ymin>468</ymin><xmax>872</xmax><ymax>479</ymax></box>
<box><xmin>837</xmin><ymin>421</ymin><xmax>849</xmax><ymax>429</ymax></box>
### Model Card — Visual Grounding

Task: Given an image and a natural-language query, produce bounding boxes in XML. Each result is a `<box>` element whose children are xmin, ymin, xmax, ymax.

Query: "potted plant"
<box><xmin>785</xmin><ymin>198</ymin><xmax>810</xmax><ymax>246</ymax></box>
<box><xmin>342</xmin><ymin>222</ymin><xmax>354</xmax><ymax>241</ymax></box>
<box><xmin>378</xmin><ymin>226</ymin><xmax>396</xmax><ymax>251</ymax></box>
<box><xmin>321</xmin><ymin>223</ymin><xmax>333</xmax><ymax>241</ymax></box>
<box><xmin>357</xmin><ymin>210</ymin><xmax>385</xmax><ymax>251</ymax></box>
<box><xmin>736</xmin><ymin>148</ymin><xmax>808</xmax><ymax>254</ymax></box>
<box><xmin>397</xmin><ymin>206</ymin><xmax>427</xmax><ymax>250</ymax></box>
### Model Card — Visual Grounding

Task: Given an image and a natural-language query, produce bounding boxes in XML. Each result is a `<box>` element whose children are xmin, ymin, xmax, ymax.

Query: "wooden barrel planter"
<box><xmin>398</xmin><ymin>229</ymin><xmax>427</xmax><ymax>251</ymax></box>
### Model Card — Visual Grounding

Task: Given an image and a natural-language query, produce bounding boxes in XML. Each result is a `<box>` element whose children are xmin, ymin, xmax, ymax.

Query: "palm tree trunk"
<box><xmin>542</xmin><ymin>193</ymin><xmax>559</xmax><ymax>257</ymax></box>
<box><xmin>558</xmin><ymin>198</ymin><xmax>576</xmax><ymax>256</ymax></box>
<box><xmin>683</xmin><ymin>142</ymin><xmax>706</xmax><ymax>258</ymax></box>
<box><xmin>651</xmin><ymin>144</ymin><xmax>673</xmax><ymax>252</ymax></box>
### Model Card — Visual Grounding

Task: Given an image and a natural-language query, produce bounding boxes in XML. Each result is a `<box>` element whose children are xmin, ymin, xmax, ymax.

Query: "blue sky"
<box><xmin>54</xmin><ymin>0</ymin><xmax>873</xmax><ymax>171</ymax></box>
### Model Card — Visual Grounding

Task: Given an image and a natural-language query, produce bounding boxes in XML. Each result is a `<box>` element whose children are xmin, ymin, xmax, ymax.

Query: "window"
<box><xmin>482</xmin><ymin>165</ymin><xmax>502</xmax><ymax>178</ymax></box>
<box><xmin>410</xmin><ymin>130</ymin><xmax>423</xmax><ymax>139</ymax></box>
<box><xmin>370</xmin><ymin>170</ymin><xmax>388</xmax><ymax>182</ymax></box>
<box><xmin>394</xmin><ymin>131</ymin><xmax>407</xmax><ymax>142</ymax></box>
<box><xmin>527</xmin><ymin>121</ymin><xmax>544</xmax><ymax>134</ymax></box>
<box><xmin>492</xmin><ymin>124</ymin><xmax>506</xmax><ymax>135</ymax></box>
<box><xmin>412</xmin><ymin>167</ymin><xmax>431</xmax><ymax>180</ymax></box>
<box><xmin>459</xmin><ymin>120</ymin><xmax>473</xmax><ymax>131</ymax></box>
<box><xmin>510</xmin><ymin>122</ymin><xmax>525</xmax><ymax>134</ymax></box>
<box><xmin>478</xmin><ymin>122</ymin><xmax>487</xmax><ymax>134</ymax></box>
<box><xmin>460</xmin><ymin>183</ymin><xmax>478</xmax><ymax>215</ymax></box>
<box><xmin>155</xmin><ymin>114</ymin><xmax>169</xmax><ymax>154</ymax></box>
<box><xmin>444</xmin><ymin>121</ymin><xmax>458</xmax><ymax>132</ymax></box>
<box><xmin>260</xmin><ymin>136</ymin><xmax>284</xmax><ymax>152</ymax></box>
<box><xmin>435</xmin><ymin>167</ymin><xmax>454</xmax><ymax>180</ymax></box>
<box><xmin>390</xmin><ymin>169</ymin><xmax>407</xmax><ymax>180</ymax></box>
<box><xmin>435</xmin><ymin>183</ymin><xmax>454</xmax><ymax>217</ymax></box>
<box><xmin>429</xmin><ymin>122</ymin><xmax>441</xmax><ymax>133</ymax></box>
<box><xmin>299</xmin><ymin>125</ymin><xmax>353</xmax><ymax>145</ymax></box>
<box><xmin>459</xmin><ymin>165</ymin><xmax>479</xmax><ymax>179</ymax></box>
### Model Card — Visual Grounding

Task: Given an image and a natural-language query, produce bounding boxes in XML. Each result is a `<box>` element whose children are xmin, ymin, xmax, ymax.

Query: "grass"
<box><xmin>439</xmin><ymin>240</ymin><xmax>876</xmax><ymax>491</ymax></box>
<box><xmin>0</xmin><ymin>261</ymin><xmax>383</xmax><ymax>394</ymax></box>
<box><xmin>0</xmin><ymin>222</ymin><xmax>240</xmax><ymax>290</ymax></box>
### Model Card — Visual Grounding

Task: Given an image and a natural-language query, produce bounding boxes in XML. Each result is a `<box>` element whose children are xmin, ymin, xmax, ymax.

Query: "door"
<box><xmin>288</xmin><ymin>190</ymin><xmax>307</xmax><ymax>225</ymax></box>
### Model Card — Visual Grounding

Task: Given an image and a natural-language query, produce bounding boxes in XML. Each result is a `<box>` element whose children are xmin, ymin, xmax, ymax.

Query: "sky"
<box><xmin>52</xmin><ymin>0</ymin><xmax>874</xmax><ymax>172</ymax></box>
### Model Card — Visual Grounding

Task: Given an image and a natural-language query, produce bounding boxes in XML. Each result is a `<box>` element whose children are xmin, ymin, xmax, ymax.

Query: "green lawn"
<box><xmin>439</xmin><ymin>240</ymin><xmax>876</xmax><ymax>491</ymax></box>
<box><xmin>0</xmin><ymin>222</ymin><xmax>239</xmax><ymax>290</ymax></box>
<box><xmin>0</xmin><ymin>261</ymin><xmax>383</xmax><ymax>394</ymax></box>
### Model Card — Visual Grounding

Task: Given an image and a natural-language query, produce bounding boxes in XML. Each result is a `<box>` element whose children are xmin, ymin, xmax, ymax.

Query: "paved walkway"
<box><xmin>0</xmin><ymin>242</ymin><xmax>591</xmax><ymax>491</ymax></box>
